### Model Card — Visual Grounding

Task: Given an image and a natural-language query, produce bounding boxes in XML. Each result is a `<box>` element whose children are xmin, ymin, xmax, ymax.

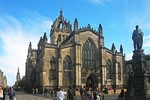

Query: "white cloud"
<box><xmin>144</xmin><ymin>35</ymin><xmax>150</xmax><ymax>48</ymax></box>
<box><xmin>0</xmin><ymin>13</ymin><xmax>52</xmax><ymax>86</ymax></box>
<box><xmin>126</xmin><ymin>53</ymin><xmax>133</xmax><ymax>60</ymax></box>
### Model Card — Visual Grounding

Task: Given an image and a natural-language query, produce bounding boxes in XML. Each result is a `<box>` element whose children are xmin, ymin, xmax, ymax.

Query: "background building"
<box><xmin>0</xmin><ymin>69</ymin><xmax>7</xmax><ymax>88</ymax></box>
<box><xmin>25</xmin><ymin>9</ymin><xmax>125</xmax><ymax>92</ymax></box>
<box><xmin>14</xmin><ymin>67</ymin><xmax>21</xmax><ymax>89</ymax></box>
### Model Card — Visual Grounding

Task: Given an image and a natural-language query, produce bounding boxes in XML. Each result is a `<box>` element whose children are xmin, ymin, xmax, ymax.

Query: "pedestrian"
<box><xmin>72</xmin><ymin>85</ymin><xmax>77</xmax><ymax>100</ymax></box>
<box><xmin>118</xmin><ymin>88</ymin><xmax>125</xmax><ymax>100</ymax></box>
<box><xmin>93</xmin><ymin>87</ymin><xmax>101</xmax><ymax>100</ymax></box>
<box><xmin>32</xmin><ymin>88</ymin><xmax>35</xmax><ymax>95</ymax></box>
<box><xmin>44</xmin><ymin>88</ymin><xmax>47</xmax><ymax>97</ymax></box>
<box><xmin>67</xmin><ymin>86</ymin><xmax>73</xmax><ymax>100</ymax></box>
<box><xmin>114</xmin><ymin>88</ymin><xmax>116</xmax><ymax>94</ymax></box>
<box><xmin>86</xmin><ymin>87</ymin><xmax>93</xmax><ymax>100</ymax></box>
<box><xmin>82</xmin><ymin>86</ymin><xmax>86</xmax><ymax>100</ymax></box>
<box><xmin>3</xmin><ymin>88</ymin><xmax>6</xmax><ymax>100</ymax></box>
<box><xmin>8</xmin><ymin>87</ymin><xmax>15</xmax><ymax>100</ymax></box>
<box><xmin>50</xmin><ymin>90</ymin><xmax>54</xmax><ymax>98</ymax></box>
<box><xmin>0</xmin><ymin>86</ymin><xmax>4</xmax><ymax>100</ymax></box>
<box><xmin>35</xmin><ymin>88</ymin><xmax>38</xmax><ymax>95</ymax></box>
<box><xmin>79</xmin><ymin>86</ymin><xmax>84</xmax><ymax>100</ymax></box>
<box><xmin>57</xmin><ymin>88</ymin><xmax>65</xmax><ymax>100</ymax></box>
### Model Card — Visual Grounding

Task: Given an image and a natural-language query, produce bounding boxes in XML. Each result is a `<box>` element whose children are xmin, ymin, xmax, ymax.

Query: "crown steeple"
<box><xmin>50</xmin><ymin>8</ymin><xmax>72</xmax><ymax>44</ymax></box>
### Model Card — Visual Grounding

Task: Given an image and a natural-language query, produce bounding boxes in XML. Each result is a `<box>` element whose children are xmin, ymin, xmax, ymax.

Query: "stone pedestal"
<box><xmin>125</xmin><ymin>50</ymin><xmax>150</xmax><ymax>100</ymax></box>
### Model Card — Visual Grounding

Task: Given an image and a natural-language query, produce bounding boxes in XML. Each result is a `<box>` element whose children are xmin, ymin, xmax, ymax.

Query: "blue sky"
<box><xmin>0</xmin><ymin>0</ymin><xmax>150</xmax><ymax>86</ymax></box>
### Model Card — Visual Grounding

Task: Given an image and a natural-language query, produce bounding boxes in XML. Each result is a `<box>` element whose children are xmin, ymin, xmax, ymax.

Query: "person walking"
<box><xmin>86</xmin><ymin>87</ymin><xmax>93</xmax><ymax>100</ymax></box>
<box><xmin>118</xmin><ymin>88</ymin><xmax>125</xmax><ymax>100</ymax></box>
<box><xmin>35</xmin><ymin>88</ymin><xmax>38</xmax><ymax>95</ymax></box>
<box><xmin>93</xmin><ymin>87</ymin><xmax>101</xmax><ymax>100</ymax></box>
<box><xmin>57</xmin><ymin>88</ymin><xmax>65</xmax><ymax>100</ymax></box>
<box><xmin>0</xmin><ymin>86</ymin><xmax>4</xmax><ymax>100</ymax></box>
<box><xmin>32</xmin><ymin>88</ymin><xmax>35</xmax><ymax>95</ymax></box>
<box><xmin>114</xmin><ymin>88</ymin><xmax>116</xmax><ymax>94</ymax></box>
<box><xmin>79</xmin><ymin>86</ymin><xmax>84</xmax><ymax>100</ymax></box>
<box><xmin>8</xmin><ymin>87</ymin><xmax>15</xmax><ymax>100</ymax></box>
<box><xmin>67</xmin><ymin>86</ymin><xmax>73</xmax><ymax>100</ymax></box>
<box><xmin>44</xmin><ymin>88</ymin><xmax>47</xmax><ymax>97</ymax></box>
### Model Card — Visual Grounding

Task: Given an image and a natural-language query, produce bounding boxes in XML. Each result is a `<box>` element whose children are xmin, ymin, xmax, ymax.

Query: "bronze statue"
<box><xmin>132</xmin><ymin>25</ymin><xmax>144</xmax><ymax>50</ymax></box>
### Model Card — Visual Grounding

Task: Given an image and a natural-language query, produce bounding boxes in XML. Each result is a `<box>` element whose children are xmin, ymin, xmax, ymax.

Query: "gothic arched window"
<box><xmin>118</xmin><ymin>62</ymin><xmax>121</xmax><ymax>80</ymax></box>
<box><xmin>82</xmin><ymin>38</ymin><xmax>97</xmax><ymax>68</ymax></box>
<box><xmin>49</xmin><ymin>56</ymin><xmax>57</xmax><ymax>79</ymax></box>
<box><xmin>106</xmin><ymin>59</ymin><xmax>112</xmax><ymax>79</ymax></box>
<box><xmin>63</xmin><ymin>55</ymin><xmax>72</xmax><ymax>84</ymax></box>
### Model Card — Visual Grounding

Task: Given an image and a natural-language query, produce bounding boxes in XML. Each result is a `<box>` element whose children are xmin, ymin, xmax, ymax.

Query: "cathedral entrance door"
<box><xmin>86</xmin><ymin>74</ymin><xmax>98</xmax><ymax>89</ymax></box>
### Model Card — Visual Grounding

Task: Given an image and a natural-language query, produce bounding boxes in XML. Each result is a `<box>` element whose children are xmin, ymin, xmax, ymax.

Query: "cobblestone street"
<box><xmin>5</xmin><ymin>92</ymin><xmax>52</xmax><ymax>100</ymax></box>
<box><xmin>4</xmin><ymin>91</ymin><xmax>119</xmax><ymax>100</ymax></box>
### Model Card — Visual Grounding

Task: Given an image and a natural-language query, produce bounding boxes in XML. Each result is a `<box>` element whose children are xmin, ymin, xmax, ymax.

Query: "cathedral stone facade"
<box><xmin>25</xmin><ymin>9</ymin><xmax>125</xmax><ymax>91</ymax></box>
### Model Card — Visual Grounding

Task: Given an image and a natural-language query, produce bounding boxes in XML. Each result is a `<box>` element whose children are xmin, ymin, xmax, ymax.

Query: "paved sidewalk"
<box><xmin>37</xmin><ymin>92</ymin><xmax>119</xmax><ymax>100</ymax></box>
<box><xmin>5</xmin><ymin>91</ymin><xmax>119</xmax><ymax>100</ymax></box>
<box><xmin>5</xmin><ymin>92</ymin><xmax>53</xmax><ymax>100</ymax></box>
<box><xmin>31</xmin><ymin>92</ymin><xmax>119</xmax><ymax>100</ymax></box>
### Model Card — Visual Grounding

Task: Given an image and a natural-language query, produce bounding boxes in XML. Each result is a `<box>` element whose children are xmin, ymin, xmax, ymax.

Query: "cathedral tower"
<box><xmin>50</xmin><ymin>8</ymin><xmax>72</xmax><ymax>44</ymax></box>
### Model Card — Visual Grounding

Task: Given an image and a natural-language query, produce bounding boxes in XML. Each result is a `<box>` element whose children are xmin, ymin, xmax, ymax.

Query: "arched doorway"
<box><xmin>86</xmin><ymin>74</ymin><xmax>98</xmax><ymax>89</ymax></box>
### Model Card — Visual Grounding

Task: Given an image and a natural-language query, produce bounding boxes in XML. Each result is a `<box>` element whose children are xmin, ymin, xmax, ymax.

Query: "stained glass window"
<box><xmin>82</xmin><ymin>38</ymin><xmax>97</xmax><ymax>68</ymax></box>
<box><xmin>63</xmin><ymin>55</ymin><xmax>72</xmax><ymax>83</ymax></box>
<box><xmin>49</xmin><ymin>56</ymin><xmax>57</xmax><ymax>79</ymax></box>
<box><xmin>106</xmin><ymin>59</ymin><xmax>112</xmax><ymax>79</ymax></box>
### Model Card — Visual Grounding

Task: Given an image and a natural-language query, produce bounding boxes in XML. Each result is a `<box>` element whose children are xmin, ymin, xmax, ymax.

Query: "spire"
<box><xmin>43</xmin><ymin>32</ymin><xmax>48</xmax><ymax>43</ymax></box>
<box><xmin>28</xmin><ymin>42</ymin><xmax>32</xmax><ymax>58</ymax></box>
<box><xmin>17</xmin><ymin>67</ymin><xmax>19</xmax><ymax>74</ymax></box>
<box><xmin>111</xmin><ymin>43</ymin><xmax>116</xmax><ymax>50</ymax></box>
<box><xmin>111</xmin><ymin>43</ymin><xmax>116</xmax><ymax>54</ymax></box>
<box><xmin>16</xmin><ymin>67</ymin><xmax>21</xmax><ymax>82</ymax></box>
<box><xmin>59</xmin><ymin>8</ymin><xmax>64</xmax><ymax>20</ymax></box>
<box><xmin>60</xmin><ymin>7</ymin><xmax>63</xmax><ymax>15</ymax></box>
<box><xmin>98</xmin><ymin>24</ymin><xmax>103</xmax><ymax>36</ymax></box>
<box><xmin>120</xmin><ymin>44</ymin><xmax>123</xmax><ymax>54</ymax></box>
<box><xmin>74</xmin><ymin>18</ymin><xmax>78</xmax><ymax>23</ymax></box>
<box><xmin>87</xmin><ymin>24</ymin><xmax>91</xmax><ymax>28</ymax></box>
<box><xmin>38</xmin><ymin>37</ymin><xmax>43</xmax><ymax>46</ymax></box>
<box><xmin>74</xmin><ymin>18</ymin><xmax>78</xmax><ymax>32</ymax></box>
<box><xmin>28</xmin><ymin>42</ymin><xmax>32</xmax><ymax>52</ymax></box>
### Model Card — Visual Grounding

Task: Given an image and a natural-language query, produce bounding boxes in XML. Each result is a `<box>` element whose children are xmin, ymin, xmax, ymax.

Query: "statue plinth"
<box><xmin>126</xmin><ymin>49</ymin><xmax>150</xmax><ymax>100</ymax></box>
<box><xmin>132</xmin><ymin>49</ymin><xmax>146</xmax><ymax>75</ymax></box>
